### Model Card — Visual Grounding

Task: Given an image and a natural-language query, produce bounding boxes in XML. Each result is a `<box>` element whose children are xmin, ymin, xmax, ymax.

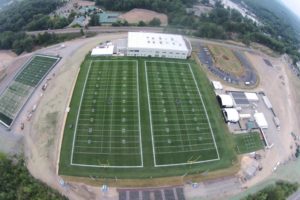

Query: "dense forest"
<box><xmin>231</xmin><ymin>0</ymin><xmax>300</xmax><ymax>63</ymax></box>
<box><xmin>0</xmin><ymin>0</ymin><xmax>299</xmax><ymax>62</ymax></box>
<box><xmin>0</xmin><ymin>0</ymin><xmax>78</xmax><ymax>54</ymax></box>
<box><xmin>0</xmin><ymin>154</ymin><xmax>67</xmax><ymax>200</ymax></box>
<box><xmin>244</xmin><ymin>181</ymin><xmax>298</xmax><ymax>200</ymax></box>
<box><xmin>96</xmin><ymin>0</ymin><xmax>300</xmax><ymax>63</ymax></box>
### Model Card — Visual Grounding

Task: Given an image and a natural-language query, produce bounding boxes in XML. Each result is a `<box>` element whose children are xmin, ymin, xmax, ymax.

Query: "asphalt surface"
<box><xmin>26</xmin><ymin>26</ymin><xmax>165</xmax><ymax>35</ymax></box>
<box><xmin>197</xmin><ymin>45</ymin><xmax>257</xmax><ymax>86</ymax></box>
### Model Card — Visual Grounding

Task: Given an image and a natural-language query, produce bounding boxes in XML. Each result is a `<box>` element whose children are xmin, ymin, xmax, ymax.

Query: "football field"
<box><xmin>145</xmin><ymin>61</ymin><xmax>219</xmax><ymax>166</ymax></box>
<box><xmin>60</xmin><ymin>57</ymin><xmax>235</xmax><ymax>178</ymax></box>
<box><xmin>71</xmin><ymin>60</ymin><xmax>143</xmax><ymax>167</ymax></box>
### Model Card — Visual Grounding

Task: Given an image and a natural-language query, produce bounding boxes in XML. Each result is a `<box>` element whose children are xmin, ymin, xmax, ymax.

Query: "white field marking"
<box><xmin>160</xmin><ymin>65</ymin><xmax>185</xmax><ymax>150</ymax></box>
<box><xmin>152</xmin><ymin>122</ymin><xmax>210</xmax><ymax>126</ymax></box>
<box><xmin>75</xmin><ymin>145</ymin><xmax>140</xmax><ymax>149</ymax></box>
<box><xmin>149</xmin><ymin>88</ymin><xmax>198</xmax><ymax>92</ymax></box>
<box><xmin>76</xmin><ymin>139</ymin><xmax>139</xmax><ymax>143</ymax></box>
<box><xmin>150</xmin><ymin>97</ymin><xmax>201</xmax><ymax>100</ymax></box>
<box><xmin>156</xmin><ymin>147</ymin><xmax>217</xmax><ymax>155</ymax></box>
<box><xmin>145</xmin><ymin>61</ymin><xmax>220</xmax><ymax>167</ymax></box>
<box><xmin>77</xmin><ymin>123</ymin><xmax>139</xmax><ymax>127</ymax></box>
<box><xmin>77</xmin><ymin>134</ymin><xmax>139</xmax><ymax>138</ymax></box>
<box><xmin>136</xmin><ymin>60</ymin><xmax>144</xmax><ymax>167</ymax></box>
<box><xmin>87</xmin><ymin>89</ymin><xmax>135</xmax><ymax>92</ymax></box>
<box><xmin>155</xmin><ymin>142</ymin><xmax>215</xmax><ymax>149</ymax></box>
<box><xmin>151</xmin><ymin>113</ymin><xmax>206</xmax><ymax>117</ymax></box>
<box><xmin>153</xmin><ymin>127</ymin><xmax>211</xmax><ymax>132</ymax></box>
<box><xmin>70</xmin><ymin>61</ymin><xmax>92</xmax><ymax>165</ymax></box>
<box><xmin>148</xmin><ymin>82</ymin><xmax>194</xmax><ymax>86</ymax></box>
<box><xmin>78</xmin><ymin>128</ymin><xmax>138</xmax><ymax>133</ymax></box>
<box><xmin>154</xmin><ymin>137</ymin><xmax>212</xmax><ymax>143</ymax></box>
<box><xmin>147</xmin><ymin>92</ymin><xmax>199</xmax><ymax>96</ymax></box>
<box><xmin>188</xmin><ymin>63</ymin><xmax>220</xmax><ymax>160</ymax></box>
<box><xmin>144</xmin><ymin>61</ymin><xmax>157</xmax><ymax>166</ymax></box>
<box><xmin>71</xmin><ymin>60</ymin><xmax>143</xmax><ymax>168</ymax></box>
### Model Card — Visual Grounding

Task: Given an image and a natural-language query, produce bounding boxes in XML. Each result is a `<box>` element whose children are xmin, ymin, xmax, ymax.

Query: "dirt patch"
<box><xmin>223</xmin><ymin>55</ymin><xmax>229</xmax><ymax>60</ymax></box>
<box><xmin>0</xmin><ymin>50</ymin><xmax>17</xmax><ymax>81</ymax></box>
<box><xmin>118</xmin><ymin>8</ymin><xmax>168</xmax><ymax>26</ymax></box>
<box><xmin>208</xmin><ymin>44</ymin><xmax>245</xmax><ymax>76</ymax></box>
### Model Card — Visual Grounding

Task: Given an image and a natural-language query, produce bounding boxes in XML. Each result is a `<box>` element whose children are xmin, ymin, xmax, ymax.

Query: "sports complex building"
<box><xmin>92</xmin><ymin>32</ymin><xmax>192</xmax><ymax>59</ymax></box>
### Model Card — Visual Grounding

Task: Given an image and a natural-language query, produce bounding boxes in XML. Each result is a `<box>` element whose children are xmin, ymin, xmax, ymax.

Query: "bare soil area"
<box><xmin>15</xmin><ymin>34</ymin><xmax>126</xmax><ymax>200</ymax></box>
<box><xmin>237</xmin><ymin>52</ymin><xmax>298</xmax><ymax>188</ymax></box>
<box><xmin>118</xmin><ymin>8</ymin><xmax>168</xmax><ymax>26</ymax></box>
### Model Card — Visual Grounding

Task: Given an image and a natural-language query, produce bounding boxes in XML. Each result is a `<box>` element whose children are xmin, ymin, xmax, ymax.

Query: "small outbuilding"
<box><xmin>212</xmin><ymin>81</ymin><xmax>223</xmax><ymax>90</ymax></box>
<box><xmin>245</xmin><ymin>92</ymin><xmax>259</xmax><ymax>102</ymax></box>
<box><xmin>222</xmin><ymin>108</ymin><xmax>239</xmax><ymax>123</ymax></box>
<box><xmin>254</xmin><ymin>112</ymin><xmax>268</xmax><ymax>129</ymax></box>
<box><xmin>217</xmin><ymin>94</ymin><xmax>234</xmax><ymax>108</ymax></box>
<box><xmin>91</xmin><ymin>43</ymin><xmax>114</xmax><ymax>56</ymax></box>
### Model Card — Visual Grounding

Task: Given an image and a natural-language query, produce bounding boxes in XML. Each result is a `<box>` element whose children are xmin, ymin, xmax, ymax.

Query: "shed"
<box><xmin>262</xmin><ymin>96</ymin><xmax>272</xmax><ymax>109</ymax></box>
<box><xmin>254</xmin><ymin>112</ymin><xmax>268</xmax><ymax>129</ymax></box>
<box><xmin>212</xmin><ymin>81</ymin><xmax>223</xmax><ymax>90</ymax></box>
<box><xmin>217</xmin><ymin>94</ymin><xmax>234</xmax><ymax>108</ymax></box>
<box><xmin>222</xmin><ymin>108</ymin><xmax>239</xmax><ymax>123</ymax></box>
<box><xmin>91</xmin><ymin>44</ymin><xmax>114</xmax><ymax>56</ymax></box>
<box><xmin>245</xmin><ymin>92</ymin><xmax>259</xmax><ymax>101</ymax></box>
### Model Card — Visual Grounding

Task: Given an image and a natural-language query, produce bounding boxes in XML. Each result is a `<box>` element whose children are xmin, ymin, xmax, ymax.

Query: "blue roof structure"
<box><xmin>99</xmin><ymin>12</ymin><xmax>120</xmax><ymax>24</ymax></box>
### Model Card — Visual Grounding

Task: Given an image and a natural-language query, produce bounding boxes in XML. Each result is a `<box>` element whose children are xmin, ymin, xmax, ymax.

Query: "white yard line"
<box><xmin>136</xmin><ymin>60</ymin><xmax>144</xmax><ymax>167</ymax></box>
<box><xmin>71</xmin><ymin>60</ymin><xmax>143</xmax><ymax>168</ymax></box>
<box><xmin>146</xmin><ymin>61</ymin><xmax>220</xmax><ymax>167</ymax></box>
<box><xmin>144</xmin><ymin>61</ymin><xmax>157</xmax><ymax>166</ymax></box>
<box><xmin>188</xmin><ymin>64</ymin><xmax>220</xmax><ymax>160</ymax></box>
<box><xmin>70</xmin><ymin>61</ymin><xmax>92</xmax><ymax>165</ymax></box>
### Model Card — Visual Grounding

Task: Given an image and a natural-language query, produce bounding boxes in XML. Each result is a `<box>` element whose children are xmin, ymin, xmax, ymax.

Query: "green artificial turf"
<box><xmin>234</xmin><ymin>132</ymin><xmax>264</xmax><ymax>154</ymax></box>
<box><xmin>59</xmin><ymin>56</ymin><xmax>237</xmax><ymax>178</ymax></box>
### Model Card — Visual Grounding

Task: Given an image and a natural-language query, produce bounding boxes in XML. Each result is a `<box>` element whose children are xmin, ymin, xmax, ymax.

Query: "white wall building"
<box><xmin>91</xmin><ymin>42</ymin><xmax>114</xmax><ymax>56</ymax></box>
<box><xmin>127</xmin><ymin>32</ymin><xmax>192</xmax><ymax>59</ymax></box>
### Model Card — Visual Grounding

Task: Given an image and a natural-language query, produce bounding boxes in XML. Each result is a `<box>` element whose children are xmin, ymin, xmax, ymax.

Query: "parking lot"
<box><xmin>197</xmin><ymin>45</ymin><xmax>257</xmax><ymax>86</ymax></box>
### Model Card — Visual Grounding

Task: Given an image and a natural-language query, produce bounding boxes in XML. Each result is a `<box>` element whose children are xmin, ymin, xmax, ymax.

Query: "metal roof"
<box><xmin>127</xmin><ymin>32</ymin><xmax>188</xmax><ymax>51</ymax></box>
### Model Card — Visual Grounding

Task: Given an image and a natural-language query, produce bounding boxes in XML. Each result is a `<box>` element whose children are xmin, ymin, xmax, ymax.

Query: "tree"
<box><xmin>89</xmin><ymin>14</ymin><xmax>100</xmax><ymax>26</ymax></box>
<box><xmin>137</xmin><ymin>21</ymin><xmax>146</xmax><ymax>26</ymax></box>
<box><xmin>149</xmin><ymin>18</ymin><xmax>161</xmax><ymax>26</ymax></box>
<box><xmin>0</xmin><ymin>155</ymin><xmax>67</xmax><ymax>200</ymax></box>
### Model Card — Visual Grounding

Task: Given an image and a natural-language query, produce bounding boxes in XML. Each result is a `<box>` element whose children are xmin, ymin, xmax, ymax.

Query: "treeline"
<box><xmin>95</xmin><ymin>0</ymin><xmax>196</xmax><ymax>13</ymax></box>
<box><xmin>244</xmin><ymin>181</ymin><xmax>298</xmax><ymax>200</ymax></box>
<box><xmin>96</xmin><ymin>0</ymin><xmax>300</xmax><ymax>63</ymax></box>
<box><xmin>0</xmin><ymin>0</ymin><xmax>79</xmax><ymax>54</ymax></box>
<box><xmin>0</xmin><ymin>31</ymin><xmax>81</xmax><ymax>54</ymax></box>
<box><xmin>0</xmin><ymin>0</ymin><xmax>64</xmax><ymax>32</ymax></box>
<box><xmin>0</xmin><ymin>154</ymin><xmax>67</xmax><ymax>200</ymax></box>
<box><xmin>231</xmin><ymin>0</ymin><xmax>300</xmax><ymax>63</ymax></box>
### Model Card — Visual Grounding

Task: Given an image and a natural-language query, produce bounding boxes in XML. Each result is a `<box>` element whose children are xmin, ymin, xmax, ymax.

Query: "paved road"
<box><xmin>27</xmin><ymin>26</ymin><xmax>258</xmax><ymax>54</ymax></box>
<box><xmin>26</xmin><ymin>26</ymin><xmax>165</xmax><ymax>35</ymax></box>
<box><xmin>288</xmin><ymin>190</ymin><xmax>300</xmax><ymax>200</ymax></box>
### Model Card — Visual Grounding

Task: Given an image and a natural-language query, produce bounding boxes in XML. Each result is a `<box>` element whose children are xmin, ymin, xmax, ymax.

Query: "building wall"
<box><xmin>126</xmin><ymin>48</ymin><xmax>188</xmax><ymax>59</ymax></box>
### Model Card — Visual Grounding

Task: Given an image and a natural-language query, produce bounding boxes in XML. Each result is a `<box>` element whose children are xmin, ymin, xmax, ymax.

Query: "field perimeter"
<box><xmin>59</xmin><ymin>56</ymin><xmax>236</xmax><ymax>178</ymax></box>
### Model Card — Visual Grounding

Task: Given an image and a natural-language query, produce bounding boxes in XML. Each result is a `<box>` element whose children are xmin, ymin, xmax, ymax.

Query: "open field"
<box><xmin>0</xmin><ymin>54</ymin><xmax>60</xmax><ymax>127</ymax></box>
<box><xmin>208</xmin><ymin>45</ymin><xmax>244</xmax><ymax>76</ymax></box>
<box><xmin>234</xmin><ymin>132</ymin><xmax>264</xmax><ymax>154</ymax></box>
<box><xmin>118</xmin><ymin>9</ymin><xmax>168</xmax><ymax>26</ymax></box>
<box><xmin>59</xmin><ymin>56</ymin><xmax>236</xmax><ymax>179</ymax></box>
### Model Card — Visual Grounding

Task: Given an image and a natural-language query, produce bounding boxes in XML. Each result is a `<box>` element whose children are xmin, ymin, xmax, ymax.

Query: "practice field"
<box><xmin>71</xmin><ymin>60</ymin><xmax>143</xmax><ymax>167</ymax></box>
<box><xmin>234</xmin><ymin>132</ymin><xmax>264</xmax><ymax>154</ymax></box>
<box><xmin>59</xmin><ymin>56</ymin><xmax>236</xmax><ymax>178</ymax></box>
<box><xmin>0</xmin><ymin>54</ymin><xmax>60</xmax><ymax>127</ymax></box>
<box><xmin>145</xmin><ymin>61</ymin><xmax>219</xmax><ymax>166</ymax></box>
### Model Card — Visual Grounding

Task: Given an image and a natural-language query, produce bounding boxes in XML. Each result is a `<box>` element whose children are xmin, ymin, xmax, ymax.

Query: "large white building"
<box><xmin>127</xmin><ymin>32</ymin><xmax>192</xmax><ymax>59</ymax></box>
